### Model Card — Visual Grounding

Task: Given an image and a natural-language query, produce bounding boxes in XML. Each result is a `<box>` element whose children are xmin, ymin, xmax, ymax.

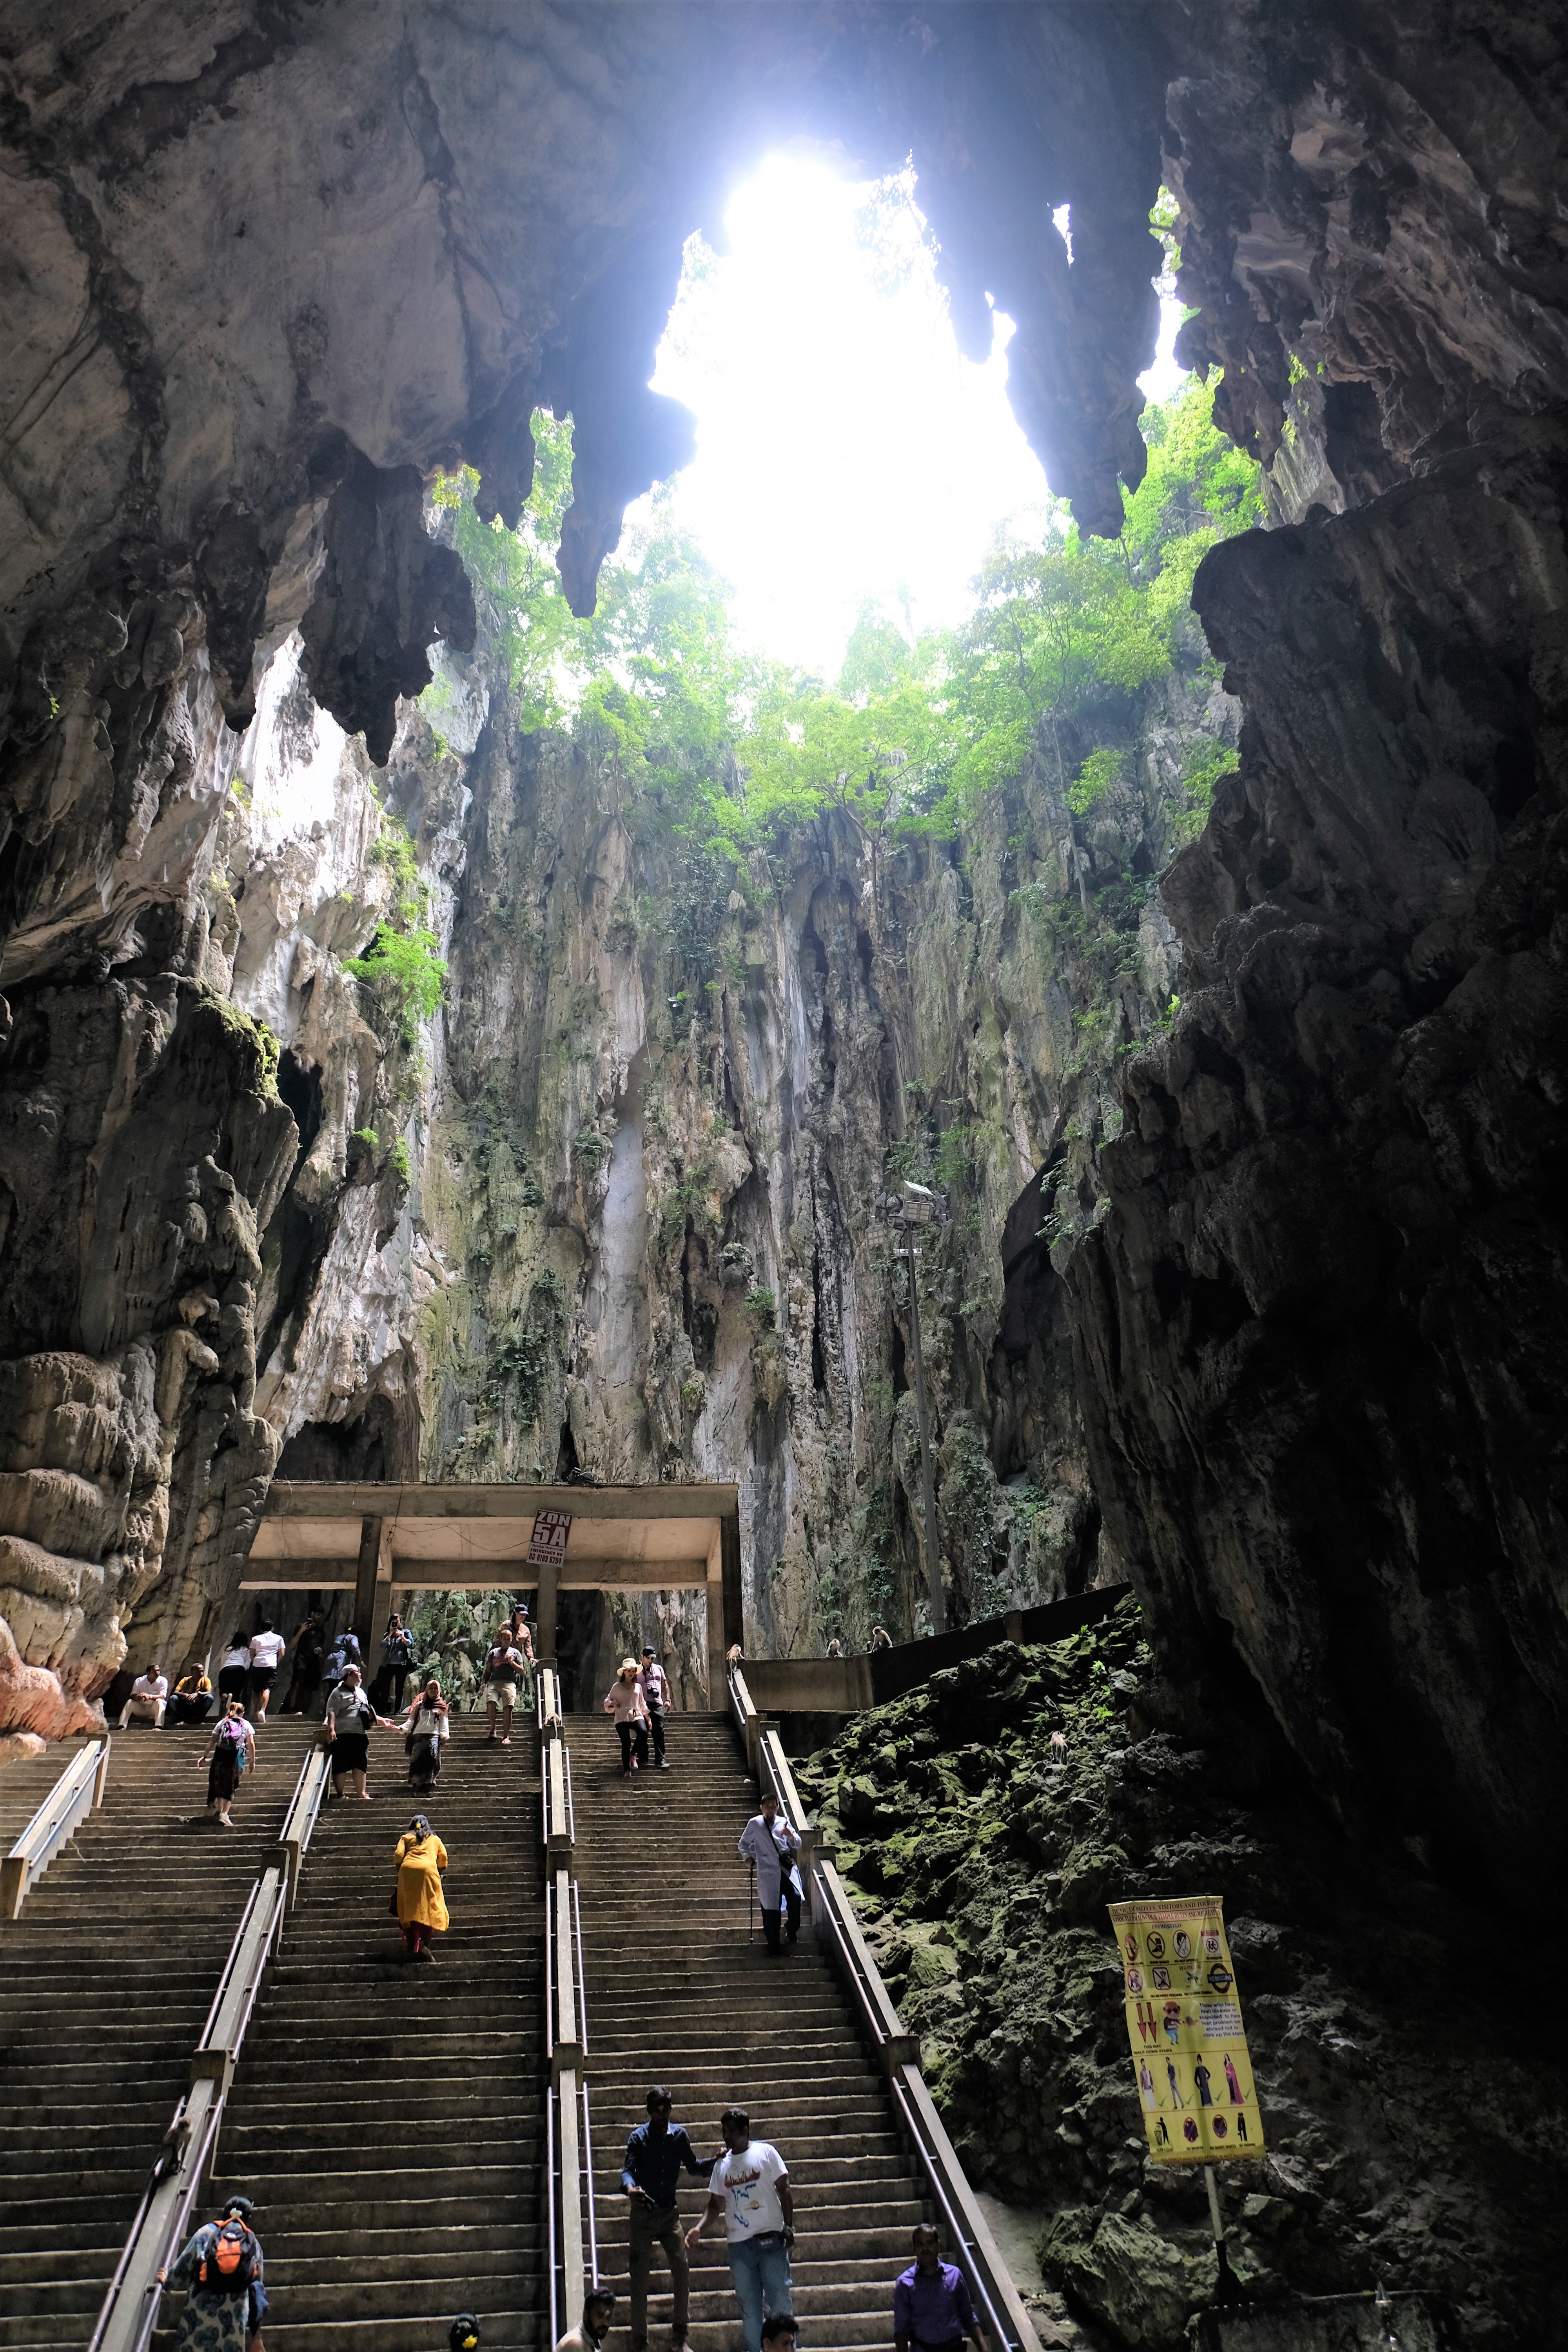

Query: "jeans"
<box><xmin>617</xmin><ymin>1721</ymin><xmax>649</xmax><ymax>1773</ymax></box>
<box><xmin>629</xmin><ymin>2200</ymin><xmax>689</xmax><ymax>2340</ymax></box>
<box><xmin>726</xmin><ymin>2234</ymin><xmax>792</xmax><ymax>2352</ymax></box>
<box><xmin>648</xmin><ymin>1708</ymin><xmax>666</xmax><ymax>1764</ymax></box>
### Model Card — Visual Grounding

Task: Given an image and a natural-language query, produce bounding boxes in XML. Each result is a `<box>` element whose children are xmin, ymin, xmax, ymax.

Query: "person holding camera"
<box><xmin>686</xmin><ymin>2107</ymin><xmax>795</xmax><ymax>2352</ymax></box>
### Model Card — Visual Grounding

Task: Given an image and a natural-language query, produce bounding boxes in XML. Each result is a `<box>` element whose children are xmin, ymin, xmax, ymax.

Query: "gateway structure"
<box><xmin>245</xmin><ymin>1481</ymin><xmax>742</xmax><ymax>1705</ymax></box>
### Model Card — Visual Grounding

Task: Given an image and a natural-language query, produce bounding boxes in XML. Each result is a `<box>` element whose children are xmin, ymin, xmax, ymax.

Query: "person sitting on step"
<box><xmin>168</xmin><ymin>1669</ymin><xmax>213</xmax><ymax>1727</ymax></box>
<box><xmin>554</xmin><ymin>2290</ymin><xmax>615</xmax><ymax>2352</ymax></box>
<box><xmin>120</xmin><ymin>1663</ymin><xmax>168</xmax><ymax>1729</ymax></box>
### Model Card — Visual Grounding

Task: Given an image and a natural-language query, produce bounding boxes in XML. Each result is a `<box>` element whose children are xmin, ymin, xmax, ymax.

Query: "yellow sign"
<box><xmin>1108</xmin><ymin>1895</ymin><xmax>1265</xmax><ymax>2164</ymax></box>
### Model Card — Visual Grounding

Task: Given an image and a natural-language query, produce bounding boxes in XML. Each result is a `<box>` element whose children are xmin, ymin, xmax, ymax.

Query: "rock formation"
<box><xmin>0</xmin><ymin>0</ymin><xmax>1562</xmax><ymax>1930</ymax></box>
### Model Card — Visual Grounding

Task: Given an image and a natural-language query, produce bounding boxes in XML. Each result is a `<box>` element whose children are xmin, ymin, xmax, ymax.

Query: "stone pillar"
<box><xmin>536</xmin><ymin>1555</ymin><xmax>559</xmax><ymax>1666</ymax></box>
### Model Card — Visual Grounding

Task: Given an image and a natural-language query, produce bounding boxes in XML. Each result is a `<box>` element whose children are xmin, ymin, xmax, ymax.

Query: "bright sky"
<box><xmin>638</xmin><ymin>151</ymin><xmax>1183</xmax><ymax>679</ymax></box>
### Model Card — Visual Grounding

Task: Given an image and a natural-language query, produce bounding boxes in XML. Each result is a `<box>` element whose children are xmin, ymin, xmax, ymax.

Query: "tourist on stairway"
<box><xmin>738</xmin><ymin>1793</ymin><xmax>801</xmax><ymax>1954</ymax></box>
<box><xmin>686</xmin><ymin>2106</ymin><xmax>795</xmax><ymax>2352</ymax></box>
<box><xmin>761</xmin><ymin>2318</ymin><xmax>799</xmax><ymax>2352</ymax></box>
<box><xmin>168</xmin><ymin>1669</ymin><xmax>213</xmax><ymax>1726</ymax></box>
<box><xmin>282</xmin><ymin>1610</ymin><xmax>326</xmax><ymax>1714</ymax></box>
<box><xmin>638</xmin><ymin>1646</ymin><xmax>672</xmax><ymax>1769</ymax></box>
<box><xmin>622</xmin><ymin>2085</ymin><xmax>708</xmax><ymax>2352</ymax></box>
<box><xmin>217</xmin><ymin>1632</ymin><xmax>252</xmax><ymax>1710</ymax></box>
<box><xmin>199</xmin><ymin>1699</ymin><xmax>255</xmax><ymax>1826</ymax></box>
<box><xmin>119</xmin><ymin>1662</ymin><xmax>168</xmax><ymax>1728</ymax></box>
<box><xmin>156</xmin><ymin>2190</ymin><xmax>268</xmax><ymax>2352</ymax></box>
<box><xmin>323</xmin><ymin>1662</ymin><xmax>397</xmax><ymax>1801</ymax></box>
<box><xmin>893</xmin><ymin>2225</ymin><xmax>985</xmax><ymax>2352</ymax></box>
<box><xmin>604</xmin><ymin>1659</ymin><xmax>651</xmax><ymax>1775</ymax></box>
<box><xmin>483</xmin><ymin>1626</ymin><xmax>529</xmax><ymax>1747</ymax></box>
<box><xmin>372</xmin><ymin>1611</ymin><xmax>417</xmax><ymax>1710</ymax></box>
<box><xmin>508</xmin><ymin>1604</ymin><xmax>537</xmax><ymax>1713</ymax></box>
<box><xmin>554</xmin><ymin>2290</ymin><xmax>616</xmax><ymax>2352</ymax></box>
<box><xmin>403</xmin><ymin>1674</ymin><xmax>450</xmax><ymax>1795</ymax></box>
<box><xmin>391</xmin><ymin>1813</ymin><xmax>449</xmax><ymax>1962</ymax></box>
<box><xmin>323</xmin><ymin>1627</ymin><xmax>363</xmax><ymax>1687</ymax></box>
<box><xmin>247</xmin><ymin>1621</ymin><xmax>287</xmax><ymax>1724</ymax></box>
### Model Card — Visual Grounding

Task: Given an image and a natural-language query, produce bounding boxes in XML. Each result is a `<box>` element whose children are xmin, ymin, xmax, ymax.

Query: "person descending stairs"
<box><xmin>197</xmin><ymin>1712</ymin><xmax>546</xmax><ymax>2352</ymax></box>
<box><xmin>574</xmin><ymin>1714</ymin><xmax>928</xmax><ymax>2352</ymax></box>
<box><xmin>0</xmin><ymin>1713</ymin><xmax>320</xmax><ymax>2352</ymax></box>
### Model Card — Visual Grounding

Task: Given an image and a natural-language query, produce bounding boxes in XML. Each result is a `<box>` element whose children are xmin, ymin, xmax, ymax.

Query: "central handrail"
<box><xmin>543</xmin><ymin>1724</ymin><xmax>594</xmax><ymax>2337</ymax></box>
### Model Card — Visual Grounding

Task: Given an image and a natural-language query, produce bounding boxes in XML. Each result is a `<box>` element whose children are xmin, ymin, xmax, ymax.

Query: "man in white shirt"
<box><xmin>685</xmin><ymin>2106</ymin><xmax>794</xmax><ymax>2352</ymax></box>
<box><xmin>248</xmin><ymin>1621</ymin><xmax>287</xmax><ymax>1724</ymax></box>
<box><xmin>119</xmin><ymin>1666</ymin><xmax>169</xmax><ymax>1729</ymax></box>
<box><xmin>737</xmin><ymin>1794</ymin><xmax>801</xmax><ymax>1955</ymax></box>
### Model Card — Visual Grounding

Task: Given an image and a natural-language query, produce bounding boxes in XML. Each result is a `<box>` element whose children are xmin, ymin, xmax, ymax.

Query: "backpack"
<box><xmin>217</xmin><ymin>1717</ymin><xmax>247</xmax><ymax>1751</ymax></box>
<box><xmin>198</xmin><ymin>2219</ymin><xmax>256</xmax><ymax>2294</ymax></box>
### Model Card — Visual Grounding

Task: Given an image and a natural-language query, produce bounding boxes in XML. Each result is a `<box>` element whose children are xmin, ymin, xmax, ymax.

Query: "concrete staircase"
<box><xmin>203</xmin><ymin>1714</ymin><xmax>546</xmax><ymax>2352</ymax></box>
<box><xmin>575</xmin><ymin>1714</ymin><xmax>926</xmax><ymax>2352</ymax></box>
<box><xmin>0</xmin><ymin>1711</ymin><xmax>320</xmax><ymax>2352</ymax></box>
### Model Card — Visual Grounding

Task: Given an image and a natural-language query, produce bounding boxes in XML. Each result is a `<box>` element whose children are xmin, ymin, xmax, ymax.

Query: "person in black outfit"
<box><xmin>283</xmin><ymin>1610</ymin><xmax>327</xmax><ymax>1715</ymax></box>
<box><xmin>622</xmin><ymin>2086</ymin><xmax>709</xmax><ymax>2352</ymax></box>
<box><xmin>371</xmin><ymin>1613</ymin><xmax>416</xmax><ymax>1710</ymax></box>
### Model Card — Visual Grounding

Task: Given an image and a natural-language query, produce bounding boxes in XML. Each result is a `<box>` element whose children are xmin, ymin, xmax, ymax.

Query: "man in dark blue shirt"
<box><xmin>893</xmin><ymin>2225</ymin><xmax>985</xmax><ymax>2352</ymax></box>
<box><xmin>622</xmin><ymin>2085</ymin><xmax>710</xmax><ymax>2352</ymax></box>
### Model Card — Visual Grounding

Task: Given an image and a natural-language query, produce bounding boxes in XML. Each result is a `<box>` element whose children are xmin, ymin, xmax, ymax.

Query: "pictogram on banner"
<box><xmin>1109</xmin><ymin>1895</ymin><xmax>1265</xmax><ymax>2164</ymax></box>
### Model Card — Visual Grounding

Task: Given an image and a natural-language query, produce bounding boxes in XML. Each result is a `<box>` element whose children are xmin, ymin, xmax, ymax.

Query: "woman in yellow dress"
<box><xmin>392</xmin><ymin>1813</ymin><xmax>448</xmax><ymax>1962</ymax></box>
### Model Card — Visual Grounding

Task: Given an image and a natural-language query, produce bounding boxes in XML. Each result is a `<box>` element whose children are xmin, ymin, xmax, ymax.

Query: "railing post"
<box><xmin>94</xmin><ymin>1734</ymin><xmax>112</xmax><ymax>1808</ymax></box>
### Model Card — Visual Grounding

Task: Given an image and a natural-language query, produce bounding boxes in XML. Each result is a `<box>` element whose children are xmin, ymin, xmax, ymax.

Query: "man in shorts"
<box><xmin>482</xmin><ymin>1628</ymin><xmax>527</xmax><ymax>1748</ymax></box>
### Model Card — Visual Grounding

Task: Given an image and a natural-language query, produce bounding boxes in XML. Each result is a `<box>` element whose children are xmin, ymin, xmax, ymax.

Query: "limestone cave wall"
<box><xmin>0</xmin><ymin>0</ymin><xmax>1562</xmax><ymax>1918</ymax></box>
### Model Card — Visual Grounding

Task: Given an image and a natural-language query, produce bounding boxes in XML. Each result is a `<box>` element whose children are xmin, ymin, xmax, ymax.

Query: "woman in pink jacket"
<box><xmin>604</xmin><ymin>1658</ymin><xmax>650</xmax><ymax>1776</ymax></box>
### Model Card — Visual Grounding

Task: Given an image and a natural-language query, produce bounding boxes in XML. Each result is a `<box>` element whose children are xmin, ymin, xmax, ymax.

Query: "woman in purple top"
<box><xmin>892</xmin><ymin>2227</ymin><xmax>985</xmax><ymax>2352</ymax></box>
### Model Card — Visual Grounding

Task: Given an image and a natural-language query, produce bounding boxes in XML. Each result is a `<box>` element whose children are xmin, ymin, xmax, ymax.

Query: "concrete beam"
<box><xmin>263</xmin><ymin>1480</ymin><xmax>738</xmax><ymax>1519</ymax></box>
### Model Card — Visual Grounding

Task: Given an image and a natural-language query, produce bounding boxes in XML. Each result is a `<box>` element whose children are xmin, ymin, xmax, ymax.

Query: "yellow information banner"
<box><xmin>1108</xmin><ymin>1895</ymin><xmax>1265</xmax><ymax>2164</ymax></box>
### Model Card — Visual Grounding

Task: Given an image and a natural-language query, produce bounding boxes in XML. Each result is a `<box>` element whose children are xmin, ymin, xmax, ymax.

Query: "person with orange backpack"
<box><xmin>157</xmin><ymin>2192</ymin><xmax>268</xmax><ymax>2352</ymax></box>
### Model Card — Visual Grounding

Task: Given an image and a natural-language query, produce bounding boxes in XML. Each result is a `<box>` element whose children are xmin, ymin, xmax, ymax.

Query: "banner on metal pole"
<box><xmin>1108</xmin><ymin>1894</ymin><xmax>1265</xmax><ymax>2164</ymax></box>
<box><xmin>526</xmin><ymin>1510</ymin><xmax>572</xmax><ymax>1569</ymax></box>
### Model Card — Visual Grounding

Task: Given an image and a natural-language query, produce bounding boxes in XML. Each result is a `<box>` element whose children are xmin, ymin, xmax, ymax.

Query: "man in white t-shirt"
<box><xmin>685</xmin><ymin>2106</ymin><xmax>794</xmax><ymax>2352</ymax></box>
<box><xmin>119</xmin><ymin>1666</ymin><xmax>169</xmax><ymax>1729</ymax></box>
<box><xmin>248</xmin><ymin>1621</ymin><xmax>288</xmax><ymax>1724</ymax></box>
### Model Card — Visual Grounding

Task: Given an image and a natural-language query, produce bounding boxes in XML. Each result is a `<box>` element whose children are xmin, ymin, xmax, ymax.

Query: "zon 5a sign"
<box><xmin>1108</xmin><ymin>1895</ymin><xmax>1265</xmax><ymax>2165</ymax></box>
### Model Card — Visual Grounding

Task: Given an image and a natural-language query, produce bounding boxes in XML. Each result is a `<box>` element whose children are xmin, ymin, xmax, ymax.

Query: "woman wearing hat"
<box><xmin>157</xmin><ymin>2193</ymin><xmax>267</xmax><ymax>2352</ymax></box>
<box><xmin>603</xmin><ymin>1659</ymin><xmax>650</xmax><ymax>1777</ymax></box>
<box><xmin>392</xmin><ymin>1814</ymin><xmax>449</xmax><ymax>1962</ymax></box>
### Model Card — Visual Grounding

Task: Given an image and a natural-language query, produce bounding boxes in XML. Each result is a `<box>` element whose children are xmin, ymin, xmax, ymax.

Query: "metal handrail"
<box><xmin>564</xmin><ymin>1744</ymin><xmax>576</xmax><ymax>1844</ymax></box>
<box><xmin>891</xmin><ymin>2072</ymin><xmax>1014</xmax><ymax>2351</ymax></box>
<box><xmin>91</xmin><ymin>1856</ymin><xmax>302</xmax><ymax>2352</ymax></box>
<box><xmin>544</xmin><ymin>1873</ymin><xmax>555</xmax><ymax>2057</ymax></box>
<box><xmin>544</xmin><ymin>2067</ymin><xmax>559</xmax><ymax>2350</ymax></box>
<box><xmin>582</xmin><ymin>2079</ymin><xmax>600</xmax><ymax>2291</ymax></box>
<box><xmin>815</xmin><ymin>1869</ymin><xmax>893</xmax><ymax>2049</ymax></box>
<box><xmin>3</xmin><ymin>1737</ymin><xmax>109</xmax><ymax>1917</ymax></box>
<box><xmin>807</xmin><ymin>1853</ymin><xmax>1037</xmax><ymax>2352</ymax></box>
<box><xmin>572</xmin><ymin>1880</ymin><xmax>590</xmax><ymax>2054</ymax></box>
<box><xmin>276</xmin><ymin>1743</ymin><xmax>330</xmax><ymax>1906</ymax></box>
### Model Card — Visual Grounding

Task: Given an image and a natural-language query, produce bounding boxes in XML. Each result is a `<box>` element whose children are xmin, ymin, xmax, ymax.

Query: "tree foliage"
<box><xmin>425</xmin><ymin>374</ymin><xmax>1263</xmax><ymax>877</ymax></box>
